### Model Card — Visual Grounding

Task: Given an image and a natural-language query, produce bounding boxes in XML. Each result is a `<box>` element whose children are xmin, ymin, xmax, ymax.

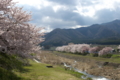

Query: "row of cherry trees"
<box><xmin>56</xmin><ymin>44</ymin><xmax>115</xmax><ymax>57</ymax></box>
<box><xmin>0</xmin><ymin>0</ymin><xmax>44</xmax><ymax>58</ymax></box>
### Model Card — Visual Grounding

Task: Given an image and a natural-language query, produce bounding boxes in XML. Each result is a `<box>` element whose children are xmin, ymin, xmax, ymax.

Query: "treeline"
<box><xmin>56</xmin><ymin>44</ymin><xmax>120</xmax><ymax>58</ymax></box>
<box><xmin>42</xmin><ymin>39</ymin><xmax>120</xmax><ymax>48</ymax></box>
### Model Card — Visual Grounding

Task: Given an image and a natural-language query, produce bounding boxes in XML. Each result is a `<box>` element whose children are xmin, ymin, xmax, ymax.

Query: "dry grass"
<box><xmin>36</xmin><ymin>50</ymin><xmax>120</xmax><ymax>79</ymax></box>
<box><xmin>36</xmin><ymin>51</ymin><xmax>75</xmax><ymax>66</ymax></box>
<box><xmin>36</xmin><ymin>50</ymin><xmax>98</xmax><ymax>73</ymax></box>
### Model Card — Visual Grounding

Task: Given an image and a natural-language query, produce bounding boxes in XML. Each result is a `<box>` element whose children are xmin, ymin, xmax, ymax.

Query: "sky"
<box><xmin>13</xmin><ymin>0</ymin><xmax>120</xmax><ymax>32</ymax></box>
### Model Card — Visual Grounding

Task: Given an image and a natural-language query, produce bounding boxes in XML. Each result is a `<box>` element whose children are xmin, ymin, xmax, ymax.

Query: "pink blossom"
<box><xmin>89</xmin><ymin>46</ymin><xmax>101</xmax><ymax>54</ymax></box>
<box><xmin>0</xmin><ymin>0</ymin><xmax>44</xmax><ymax>57</ymax></box>
<box><xmin>98</xmin><ymin>47</ymin><xmax>113</xmax><ymax>56</ymax></box>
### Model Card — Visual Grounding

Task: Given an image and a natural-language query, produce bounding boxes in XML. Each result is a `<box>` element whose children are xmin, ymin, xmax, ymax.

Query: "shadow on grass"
<box><xmin>0</xmin><ymin>52</ymin><xmax>32</xmax><ymax>80</ymax></box>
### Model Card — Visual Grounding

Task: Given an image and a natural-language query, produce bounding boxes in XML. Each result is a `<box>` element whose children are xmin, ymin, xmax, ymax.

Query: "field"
<box><xmin>15</xmin><ymin>60</ymin><xmax>84</xmax><ymax>80</ymax></box>
<box><xmin>54</xmin><ymin>51</ymin><xmax>120</xmax><ymax>63</ymax></box>
<box><xmin>0</xmin><ymin>51</ymin><xmax>86</xmax><ymax>80</ymax></box>
<box><xmin>1</xmin><ymin>50</ymin><xmax>120</xmax><ymax>80</ymax></box>
<box><xmin>36</xmin><ymin>50</ymin><xmax>120</xmax><ymax>79</ymax></box>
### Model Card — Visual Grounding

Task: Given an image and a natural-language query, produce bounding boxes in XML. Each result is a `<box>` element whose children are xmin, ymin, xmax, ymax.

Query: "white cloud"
<box><xmin>13</xmin><ymin>0</ymin><xmax>42</xmax><ymax>5</ymax></box>
<box><xmin>13</xmin><ymin>0</ymin><xmax>52</xmax><ymax>9</ymax></box>
<box><xmin>12</xmin><ymin>0</ymin><xmax>120</xmax><ymax>32</ymax></box>
<box><xmin>73</xmin><ymin>0</ymin><xmax>120</xmax><ymax>19</ymax></box>
<box><xmin>41</xmin><ymin>26</ymin><xmax>53</xmax><ymax>32</ymax></box>
<box><xmin>53</xmin><ymin>5</ymin><xmax>68</xmax><ymax>12</ymax></box>
<box><xmin>53</xmin><ymin>5</ymin><xmax>61</xmax><ymax>12</ymax></box>
<box><xmin>74</xmin><ymin>6</ymin><xmax>96</xmax><ymax>18</ymax></box>
<box><xmin>42</xmin><ymin>16</ymin><xmax>51</xmax><ymax>22</ymax></box>
<box><xmin>71</xmin><ymin>25</ymin><xmax>87</xmax><ymax>29</ymax></box>
<box><xmin>41</xmin><ymin>16</ymin><xmax>77</xmax><ymax>28</ymax></box>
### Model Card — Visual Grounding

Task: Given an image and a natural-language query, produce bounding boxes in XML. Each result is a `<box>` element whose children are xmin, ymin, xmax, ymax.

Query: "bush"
<box><xmin>90</xmin><ymin>53</ymin><xmax>98</xmax><ymax>57</ymax></box>
<box><xmin>82</xmin><ymin>52</ymin><xmax>89</xmax><ymax>56</ymax></box>
<box><xmin>100</xmin><ymin>54</ymin><xmax>113</xmax><ymax>58</ymax></box>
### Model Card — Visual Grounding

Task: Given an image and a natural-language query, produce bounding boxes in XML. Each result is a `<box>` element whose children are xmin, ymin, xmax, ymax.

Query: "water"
<box><xmin>64</xmin><ymin>62</ymin><xmax>110</xmax><ymax>80</ymax></box>
<box><xmin>33</xmin><ymin>59</ymin><xmax>41</xmax><ymax>63</ymax></box>
<box><xmin>34</xmin><ymin>60</ymin><xmax>110</xmax><ymax>80</ymax></box>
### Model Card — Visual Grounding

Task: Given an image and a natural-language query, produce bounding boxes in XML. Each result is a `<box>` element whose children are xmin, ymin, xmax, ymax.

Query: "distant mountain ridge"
<box><xmin>41</xmin><ymin>20</ymin><xmax>120</xmax><ymax>46</ymax></box>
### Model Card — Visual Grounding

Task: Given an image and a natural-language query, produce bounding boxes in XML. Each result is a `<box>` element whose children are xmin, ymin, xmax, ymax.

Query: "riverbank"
<box><xmin>15</xmin><ymin>60</ymin><xmax>84</xmax><ymax>80</ymax></box>
<box><xmin>0</xmin><ymin>51</ymin><xmax>86</xmax><ymax>80</ymax></box>
<box><xmin>36</xmin><ymin>50</ymin><xmax>120</xmax><ymax>80</ymax></box>
<box><xmin>53</xmin><ymin>51</ymin><xmax>120</xmax><ymax>80</ymax></box>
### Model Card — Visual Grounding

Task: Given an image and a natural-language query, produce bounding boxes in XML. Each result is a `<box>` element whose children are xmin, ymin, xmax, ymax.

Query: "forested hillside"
<box><xmin>42</xmin><ymin>20</ymin><xmax>120</xmax><ymax>46</ymax></box>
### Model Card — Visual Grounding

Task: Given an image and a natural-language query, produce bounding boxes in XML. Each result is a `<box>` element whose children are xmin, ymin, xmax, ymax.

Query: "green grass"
<box><xmin>16</xmin><ymin>60</ymin><xmax>84</xmax><ymax>80</ymax></box>
<box><xmin>54</xmin><ymin>51</ymin><xmax>120</xmax><ymax>63</ymax></box>
<box><xmin>0</xmin><ymin>52</ymin><xmax>28</xmax><ymax>80</ymax></box>
<box><xmin>0</xmin><ymin>67</ymin><xmax>24</xmax><ymax>80</ymax></box>
<box><xmin>0</xmin><ymin>52</ymin><xmax>86</xmax><ymax>80</ymax></box>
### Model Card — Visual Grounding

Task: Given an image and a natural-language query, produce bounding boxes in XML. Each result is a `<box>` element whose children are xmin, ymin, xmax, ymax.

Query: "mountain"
<box><xmin>41</xmin><ymin>20</ymin><xmax>120</xmax><ymax>47</ymax></box>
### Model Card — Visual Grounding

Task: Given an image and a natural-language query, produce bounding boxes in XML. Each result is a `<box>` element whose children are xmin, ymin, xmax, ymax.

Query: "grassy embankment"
<box><xmin>16</xmin><ymin>60</ymin><xmax>84</xmax><ymax>80</ymax></box>
<box><xmin>54</xmin><ymin>51</ymin><xmax>120</xmax><ymax>63</ymax></box>
<box><xmin>0</xmin><ymin>52</ymin><xmax>26</xmax><ymax>80</ymax></box>
<box><xmin>37</xmin><ymin>50</ymin><xmax>120</xmax><ymax>79</ymax></box>
<box><xmin>0</xmin><ymin>51</ymin><xmax>85</xmax><ymax>80</ymax></box>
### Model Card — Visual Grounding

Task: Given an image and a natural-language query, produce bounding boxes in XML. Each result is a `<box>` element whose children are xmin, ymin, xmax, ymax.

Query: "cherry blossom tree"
<box><xmin>70</xmin><ymin>44</ymin><xmax>78</xmax><ymax>53</ymax></box>
<box><xmin>89</xmin><ymin>46</ymin><xmax>101</xmax><ymax>53</ymax></box>
<box><xmin>117</xmin><ymin>45</ymin><xmax>120</xmax><ymax>52</ymax></box>
<box><xmin>89</xmin><ymin>46</ymin><xmax>101</xmax><ymax>57</ymax></box>
<box><xmin>56</xmin><ymin>44</ymin><xmax>115</xmax><ymax>58</ymax></box>
<box><xmin>56</xmin><ymin>44</ymin><xmax>90</xmax><ymax>55</ymax></box>
<box><xmin>80</xmin><ymin>46</ymin><xmax>89</xmax><ymax>54</ymax></box>
<box><xmin>98</xmin><ymin>47</ymin><xmax>113</xmax><ymax>57</ymax></box>
<box><xmin>0</xmin><ymin>0</ymin><xmax>44</xmax><ymax>57</ymax></box>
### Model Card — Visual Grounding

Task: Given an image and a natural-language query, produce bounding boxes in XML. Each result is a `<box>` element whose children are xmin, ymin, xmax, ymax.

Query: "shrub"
<box><xmin>100</xmin><ymin>54</ymin><xmax>113</xmax><ymax>58</ymax></box>
<box><xmin>81</xmin><ymin>52</ymin><xmax>89</xmax><ymax>56</ymax></box>
<box><xmin>90</xmin><ymin>53</ymin><xmax>98</xmax><ymax>57</ymax></box>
